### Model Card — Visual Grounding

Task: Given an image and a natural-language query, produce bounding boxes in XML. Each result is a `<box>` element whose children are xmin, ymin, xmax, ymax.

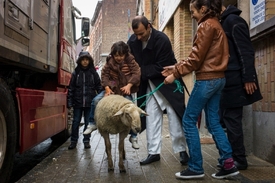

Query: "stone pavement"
<box><xmin>17</xmin><ymin>115</ymin><xmax>275</xmax><ymax>183</ymax></box>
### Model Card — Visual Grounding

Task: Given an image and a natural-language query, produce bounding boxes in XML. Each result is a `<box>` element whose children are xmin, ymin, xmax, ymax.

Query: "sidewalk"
<box><xmin>17</xmin><ymin>115</ymin><xmax>275</xmax><ymax>183</ymax></box>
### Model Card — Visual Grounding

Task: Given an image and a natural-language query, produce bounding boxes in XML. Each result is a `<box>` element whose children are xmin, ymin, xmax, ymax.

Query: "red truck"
<box><xmin>0</xmin><ymin>0</ymin><xmax>90</xmax><ymax>182</ymax></box>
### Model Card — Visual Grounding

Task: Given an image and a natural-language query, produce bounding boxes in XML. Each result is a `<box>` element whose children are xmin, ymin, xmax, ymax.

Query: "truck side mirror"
<box><xmin>82</xmin><ymin>37</ymin><xmax>90</xmax><ymax>46</ymax></box>
<box><xmin>81</xmin><ymin>17</ymin><xmax>90</xmax><ymax>37</ymax></box>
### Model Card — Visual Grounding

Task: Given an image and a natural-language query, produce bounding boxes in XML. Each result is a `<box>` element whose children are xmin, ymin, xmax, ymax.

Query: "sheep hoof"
<box><xmin>108</xmin><ymin>168</ymin><xmax>114</xmax><ymax>172</ymax></box>
<box><xmin>120</xmin><ymin>169</ymin><xmax>126</xmax><ymax>173</ymax></box>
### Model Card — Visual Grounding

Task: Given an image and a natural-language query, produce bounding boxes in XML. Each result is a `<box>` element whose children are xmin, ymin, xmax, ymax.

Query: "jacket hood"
<box><xmin>76</xmin><ymin>51</ymin><xmax>94</xmax><ymax>65</ymax></box>
<box><xmin>221</xmin><ymin>5</ymin><xmax>242</xmax><ymax>21</ymax></box>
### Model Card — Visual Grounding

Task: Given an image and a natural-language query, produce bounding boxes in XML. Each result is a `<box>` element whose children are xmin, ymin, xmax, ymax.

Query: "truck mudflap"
<box><xmin>16</xmin><ymin>88</ymin><xmax>68</xmax><ymax>153</ymax></box>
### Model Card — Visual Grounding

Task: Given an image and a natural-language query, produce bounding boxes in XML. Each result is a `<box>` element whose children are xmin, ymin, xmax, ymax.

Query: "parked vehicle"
<box><xmin>0</xmin><ymin>0</ymin><xmax>90</xmax><ymax>182</ymax></box>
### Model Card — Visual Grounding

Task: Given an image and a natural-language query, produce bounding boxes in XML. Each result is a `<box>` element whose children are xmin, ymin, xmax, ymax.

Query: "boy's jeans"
<box><xmin>71</xmin><ymin>107</ymin><xmax>91</xmax><ymax>143</ymax></box>
<box><xmin>183</xmin><ymin>78</ymin><xmax>232</xmax><ymax>173</ymax></box>
<box><xmin>88</xmin><ymin>91</ymin><xmax>105</xmax><ymax>125</ymax></box>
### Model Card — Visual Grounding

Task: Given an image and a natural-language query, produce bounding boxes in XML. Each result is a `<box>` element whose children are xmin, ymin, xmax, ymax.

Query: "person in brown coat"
<box><xmin>84</xmin><ymin>41</ymin><xmax>141</xmax><ymax>149</ymax></box>
<box><xmin>162</xmin><ymin>0</ymin><xmax>239</xmax><ymax>180</ymax></box>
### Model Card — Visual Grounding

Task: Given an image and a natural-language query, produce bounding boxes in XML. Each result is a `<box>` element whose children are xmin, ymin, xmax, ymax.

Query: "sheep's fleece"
<box><xmin>95</xmin><ymin>94</ymin><xmax>147</xmax><ymax>134</ymax></box>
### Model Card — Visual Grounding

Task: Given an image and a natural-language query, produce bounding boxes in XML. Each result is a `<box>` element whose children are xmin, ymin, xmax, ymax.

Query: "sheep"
<box><xmin>95</xmin><ymin>94</ymin><xmax>148</xmax><ymax>173</ymax></box>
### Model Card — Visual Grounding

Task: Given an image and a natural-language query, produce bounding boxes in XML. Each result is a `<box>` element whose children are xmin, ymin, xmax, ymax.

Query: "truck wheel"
<box><xmin>51</xmin><ymin>108</ymin><xmax>72</xmax><ymax>143</ymax></box>
<box><xmin>0</xmin><ymin>79</ymin><xmax>17</xmax><ymax>183</ymax></box>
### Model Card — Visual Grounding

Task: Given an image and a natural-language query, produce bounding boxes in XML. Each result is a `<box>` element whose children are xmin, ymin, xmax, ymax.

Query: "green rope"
<box><xmin>173</xmin><ymin>80</ymin><xmax>184</xmax><ymax>94</ymax></box>
<box><xmin>132</xmin><ymin>80</ymin><xmax>183</xmax><ymax>108</ymax></box>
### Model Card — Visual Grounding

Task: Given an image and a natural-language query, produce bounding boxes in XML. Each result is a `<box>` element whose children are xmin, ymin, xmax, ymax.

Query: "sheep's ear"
<box><xmin>113</xmin><ymin>109</ymin><xmax>124</xmax><ymax>116</ymax></box>
<box><xmin>139</xmin><ymin>109</ymin><xmax>149</xmax><ymax>116</ymax></box>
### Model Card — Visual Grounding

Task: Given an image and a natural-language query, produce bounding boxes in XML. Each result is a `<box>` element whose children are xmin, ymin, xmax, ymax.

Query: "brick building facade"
<box><xmin>88</xmin><ymin>0</ymin><xmax>136</xmax><ymax>73</ymax></box>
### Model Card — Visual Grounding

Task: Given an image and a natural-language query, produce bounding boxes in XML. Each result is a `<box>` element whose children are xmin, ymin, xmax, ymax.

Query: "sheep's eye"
<box><xmin>125</xmin><ymin>113</ymin><xmax>131</xmax><ymax>119</ymax></box>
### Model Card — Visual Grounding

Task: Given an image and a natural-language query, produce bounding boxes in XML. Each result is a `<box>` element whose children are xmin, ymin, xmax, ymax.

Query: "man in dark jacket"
<box><xmin>220</xmin><ymin>5</ymin><xmax>263</xmax><ymax>170</ymax></box>
<box><xmin>127</xmin><ymin>15</ymin><xmax>189</xmax><ymax>165</ymax></box>
<box><xmin>67</xmin><ymin>51</ymin><xmax>102</xmax><ymax>150</ymax></box>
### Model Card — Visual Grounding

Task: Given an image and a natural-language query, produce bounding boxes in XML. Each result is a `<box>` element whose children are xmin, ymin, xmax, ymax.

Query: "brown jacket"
<box><xmin>173</xmin><ymin>14</ymin><xmax>229</xmax><ymax>80</ymax></box>
<box><xmin>101</xmin><ymin>53</ymin><xmax>141</xmax><ymax>95</ymax></box>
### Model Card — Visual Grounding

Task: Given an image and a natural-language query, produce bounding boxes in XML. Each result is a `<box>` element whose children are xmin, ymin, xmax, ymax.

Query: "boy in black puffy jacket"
<box><xmin>67</xmin><ymin>51</ymin><xmax>102</xmax><ymax>150</ymax></box>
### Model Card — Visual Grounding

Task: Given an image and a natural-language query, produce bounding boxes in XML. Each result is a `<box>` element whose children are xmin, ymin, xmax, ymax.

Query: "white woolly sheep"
<box><xmin>95</xmin><ymin>94</ymin><xmax>148</xmax><ymax>172</ymax></box>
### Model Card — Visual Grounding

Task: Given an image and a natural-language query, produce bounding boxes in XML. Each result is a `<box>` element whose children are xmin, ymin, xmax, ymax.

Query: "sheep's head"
<box><xmin>113</xmin><ymin>103</ymin><xmax>148</xmax><ymax>134</ymax></box>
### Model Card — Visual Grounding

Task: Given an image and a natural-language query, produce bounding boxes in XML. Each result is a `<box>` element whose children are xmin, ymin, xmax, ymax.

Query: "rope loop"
<box><xmin>132</xmin><ymin>80</ymin><xmax>184</xmax><ymax>108</ymax></box>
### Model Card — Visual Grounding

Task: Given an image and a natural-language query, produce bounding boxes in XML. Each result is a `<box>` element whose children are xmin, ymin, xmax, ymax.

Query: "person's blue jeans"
<box><xmin>124</xmin><ymin>95</ymin><xmax>137</xmax><ymax>138</ymax></box>
<box><xmin>183</xmin><ymin>78</ymin><xmax>232</xmax><ymax>173</ymax></box>
<box><xmin>71</xmin><ymin>107</ymin><xmax>91</xmax><ymax>143</ymax></box>
<box><xmin>88</xmin><ymin>91</ymin><xmax>105</xmax><ymax>125</ymax></box>
<box><xmin>88</xmin><ymin>91</ymin><xmax>137</xmax><ymax>137</ymax></box>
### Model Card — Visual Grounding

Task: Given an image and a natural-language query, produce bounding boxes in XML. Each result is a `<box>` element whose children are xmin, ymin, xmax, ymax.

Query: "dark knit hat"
<box><xmin>76</xmin><ymin>51</ymin><xmax>94</xmax><ymax>64</ymax></box>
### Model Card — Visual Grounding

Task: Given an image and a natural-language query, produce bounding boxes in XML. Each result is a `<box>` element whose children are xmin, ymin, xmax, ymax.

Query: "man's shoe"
<box><xmin>234</xmin><ymin>161</ymin><xmax>248</xmax><ymax>170</ymax></box>
<box><xmin>175</xmin><ymin>169</ymin><xmax>204</xmax><ymax>179</ymax></box>
<box><xmin>179</xmin><ymin>151</ymin><xmax>189</xmax><ymax>165</ymax></box>
<box><xmin>68</xmin><ymin>142</ymin><xmax>76</xmax><ymax>150</ymax></box>
<box><xmin>84</xmin><ymin>142</ymin><xmax>91</xmax><ymax>149</ymax></box>
<box><xmin>140</xmin><ymin>154</ymin><xmax>160</xmax><ymax>165</ymax></box>
<box><xmin>83</xmin><ymin>124</ymin><xmax>97</xmax><ymax>135</ymax></box>
<box><xmin>129</xmin><ymin>136</ymin><xmax>140</xmax><ymax>149</ymax></box>
<box><xmin>211</xmin><ymin>166</ymin><xmax>239</xmax><ymax>179</ymax></box>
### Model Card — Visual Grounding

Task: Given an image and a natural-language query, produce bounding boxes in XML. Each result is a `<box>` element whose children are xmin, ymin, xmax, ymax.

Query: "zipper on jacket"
<box><xmin>76</xmin><ymin>74</ymin><xmax>79</xmax><ymax>84</ymax></box>
<box><xmin>83</xmin><ymin>72</ymin><xmax>86</xmax><ymax>107</ymax></box>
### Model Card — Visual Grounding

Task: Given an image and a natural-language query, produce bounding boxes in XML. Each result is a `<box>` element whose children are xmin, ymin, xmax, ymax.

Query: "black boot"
<box><xmin>68</xmin><ymin>142</ymin><xmax>77</xmax><ymax>150</ymax></box>
<box><xmin>84</xmin><ymin>142</ymin><xmax>91</xmax><ymax>149</ymax></box>
<box><xmin>179</xmin><ymin>151</ymin><xmax>189</xmax><ymax>165</ymax></box>
<box><xmin>140</xmin><ymin>154</ymin><xmax>160</xmax><ymax>165</ymax></box>
<box><xmin>234</xmin><ymin>161</ymin><xmax>248</xmax><ymax>170</ymax></box>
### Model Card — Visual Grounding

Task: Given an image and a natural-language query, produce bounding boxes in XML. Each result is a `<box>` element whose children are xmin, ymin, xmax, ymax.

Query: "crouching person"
<box><xmin>67</xmin><ymin>51</ymin><xmax>102</xmax><ymax>150</ymax></box>
<box><xmin>84</xmin><ymin>41</ymin><xmax>141</xmax><ymax>149</ymax></box>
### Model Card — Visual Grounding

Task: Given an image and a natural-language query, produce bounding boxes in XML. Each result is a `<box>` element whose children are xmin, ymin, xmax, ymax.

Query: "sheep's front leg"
<box><xmin>118</xmin><ymin>131</ymin><xmax>129</xmax><ymax>173</ymax></box>
<box><xmin>102</xmin><ymin>132</ymin><xmax>113</xmax><ymax>171</ymax></box>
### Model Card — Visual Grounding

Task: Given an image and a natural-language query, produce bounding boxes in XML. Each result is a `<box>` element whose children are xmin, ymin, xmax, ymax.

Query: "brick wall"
<box><xmin>173</xmin><ymin>1</ymin><xmax>192</xmax><ymax>61</ymax></box>
<box><xmin>89</xmin><ymin>10</ymin><xmax>102</xmax><ymax>66</ymax></box>
<box><xmin>101</xmin><ymin>0</ymin><xmax>136</xmax><ymax>53</ymax></box>
<box><xmin>90</xmin><ymin>0</ymin><xmax>136</xmax><ymax>66</ymax></box>
<box><xmin>266</xmin><ymin>0</ymin><xmax>275</xmax><ymax>20</ymax></box>
<box><xmin>173</xmin><ymin>1</ymin><xmax>194</xmax><ymax>101</ymax></box>
<box><xmin>163</xmin><ymin>21</ymin><xmax>174</xmax><ymax>49</ymax></box>
<box><xmin>143</xmin><ymin>0</ymin><xmax>151</xmax><ymax>19</ymax></box>
<box><xmin>253</xmin><ymin>32</ymin><xmax>275</xmax><ymax>112</ymax></box>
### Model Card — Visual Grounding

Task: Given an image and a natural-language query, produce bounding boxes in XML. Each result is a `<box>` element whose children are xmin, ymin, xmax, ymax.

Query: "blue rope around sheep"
<box><xmin>132</xmin><ymin>80</ymin><xmax>184</xmax><ymax>108</ymax></box>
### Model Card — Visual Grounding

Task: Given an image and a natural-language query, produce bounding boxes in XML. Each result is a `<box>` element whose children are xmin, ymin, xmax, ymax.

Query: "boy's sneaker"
<box><xmin>83</xmin><ymin>124</ymin><xmax>97</xmax><ymax>135</ymax></box>
<box><xmin>175</xmin><ymin>169</ymin><xmax>205</xmax><ymax>179</ymax></box>
<box><xmin>212</xmin><ymin>166</ymin><xmax>239</xmax><ymax>179</ymax></box>
<box><xmin>129</xmin><ymin>136</ymin><xmax>139</xmax><ymax>149</ymax></box>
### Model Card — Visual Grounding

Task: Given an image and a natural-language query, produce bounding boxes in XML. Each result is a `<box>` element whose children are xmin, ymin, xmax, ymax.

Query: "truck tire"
<box><xmin>0</xmin><ymin>79</ymin><xmax>17</xmax><ymax>183</ymax></box>
<box><xmin>51</xmin><ymin>108</ymin><xmax>72</xmax><ymax>143</ymax></box>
